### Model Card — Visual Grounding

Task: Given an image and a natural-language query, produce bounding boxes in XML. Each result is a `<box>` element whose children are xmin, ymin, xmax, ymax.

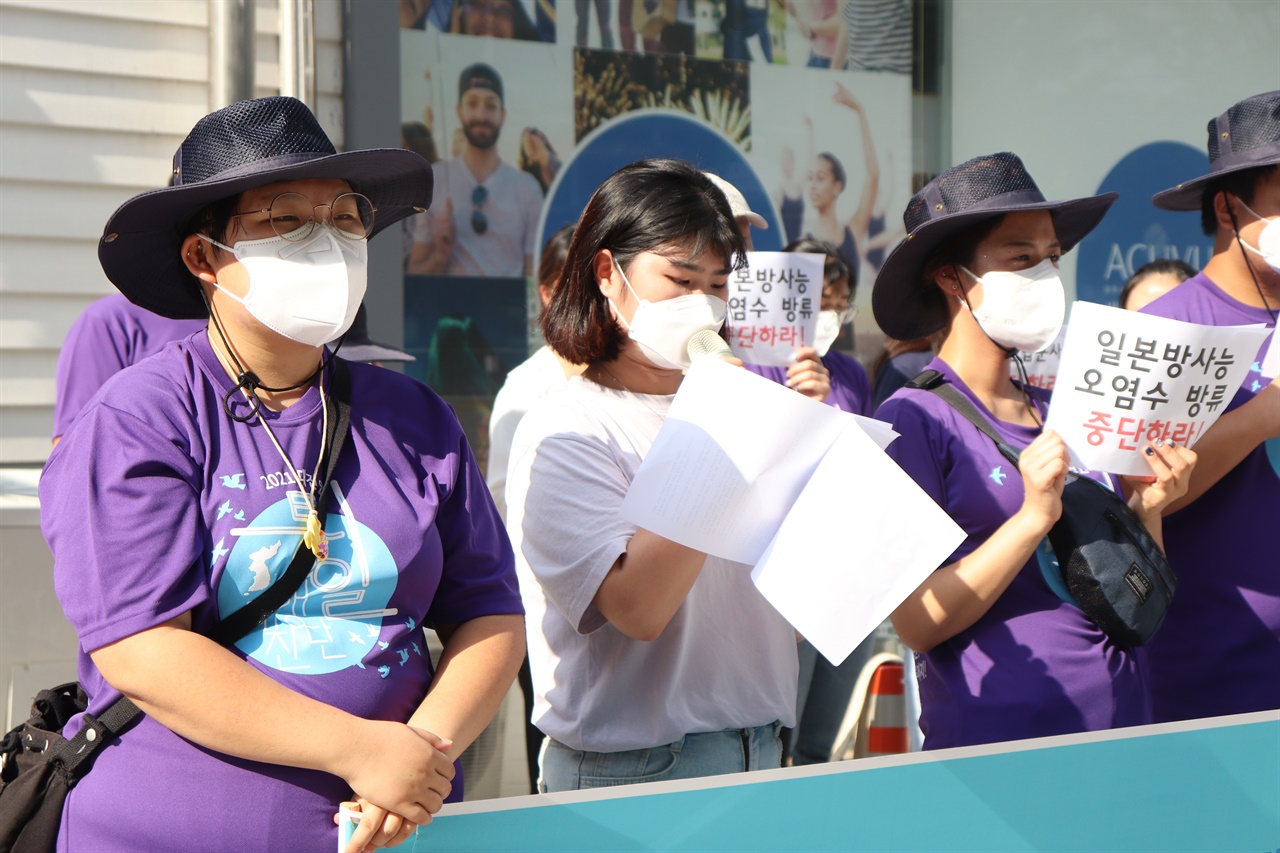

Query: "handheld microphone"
<box><xmin>687</xmin><ymin>329</ymin><xmax>735</xmax><ymax>362</ymax></box>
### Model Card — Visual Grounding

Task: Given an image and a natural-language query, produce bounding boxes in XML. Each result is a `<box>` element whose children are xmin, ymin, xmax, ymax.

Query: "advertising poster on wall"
<box><xmin>399</xmin><ymin>0</ymin><xmax>912</xmax><ymax>464</ymax></box>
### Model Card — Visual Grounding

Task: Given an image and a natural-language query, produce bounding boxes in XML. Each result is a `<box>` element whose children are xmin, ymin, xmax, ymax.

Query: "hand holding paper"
<box><xmin>620</xmin><ymin>359</ymin><xmax>963</xmax><ymax>664</ymax></box>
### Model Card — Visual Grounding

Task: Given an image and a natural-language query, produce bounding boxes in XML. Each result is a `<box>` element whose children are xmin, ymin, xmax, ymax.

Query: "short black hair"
<box><xmin>542</xmin><ymin>159</ymin><xmax>746</xmax><ymax>365</ymax></box>
<box><xmin>1199</xmin><ymin>165</ymin><xmax>1279</xmax><ymax>235</ymax></box>
<box><xmin>1119</xmin><ymin>258</ymin><xmax>1197</xmax><ymax>309</ymax></box>
<box><xmin>784</xmin><ymin>236</ymin><xmax>857</xmax><ymax>298</ymax></box>
<box><xmin>538</xmin><ymin>222</ymin><xmax>575</xmax><ymax>292</ymax></box>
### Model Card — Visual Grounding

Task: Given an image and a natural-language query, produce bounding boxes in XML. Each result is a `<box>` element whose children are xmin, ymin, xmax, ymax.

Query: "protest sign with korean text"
<box><xmin>1011</xmin><ymin>327</ymin><xmax>1066</xmax><ymax>391</ymax></box>
<box><xmin>1045</xmin><ymin>301</ymin><xmax>1270</xmax><ymax>475</ymax></box>
<box><xmin>726</xmin><ymin>252</ymin><xmax>823</xmax><ymax>367</ymax></box>
<box><xmin>1259</xmin><ymin>330</ymin><xmax>1279</xmax><ymax>380</ymax></box>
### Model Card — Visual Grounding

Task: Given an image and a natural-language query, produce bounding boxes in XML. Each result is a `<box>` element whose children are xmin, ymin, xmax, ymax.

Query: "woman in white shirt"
<box><xmin>506</xmin><ymin>159</ymin><xmax>828</xmax><ymax>791</ymax></box>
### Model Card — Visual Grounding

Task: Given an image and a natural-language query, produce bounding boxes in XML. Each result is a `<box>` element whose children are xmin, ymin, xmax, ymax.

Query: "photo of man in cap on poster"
<box><xmin>408</xmin><ymin>62</ymin><xmax>543</xmax><ymax>278</ymax></box>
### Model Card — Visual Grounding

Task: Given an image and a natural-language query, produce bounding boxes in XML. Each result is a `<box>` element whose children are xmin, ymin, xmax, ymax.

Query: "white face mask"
<box><xmin>814</xmin><ymin>306</ymin><xmax>857</xmax><ymax>356</ymax></box>
<box><xmin>609</xmin><ymin>258</ymin><xmax>727</xmax><ymax>370</ymax></box>
<box><xmin>202</xmin><ymin>224</ymin><xmax>368</xmax><ymax>347</ymax></box>
<box><xmin>960</xmin><ymin>258</ymin><xmax>1065</xmax><ymax>353</ymax></box>
<box><xmin>1237</xmin><ymin>198</ymin><xmax>1280</xmax><ymax>275</ymax></box>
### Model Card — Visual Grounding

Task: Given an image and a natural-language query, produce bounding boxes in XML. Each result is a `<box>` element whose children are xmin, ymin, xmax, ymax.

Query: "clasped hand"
<box><xmin>335</xmin><ymin>721</ymin><xmax>454</xmax><ymax>853</ymax></box>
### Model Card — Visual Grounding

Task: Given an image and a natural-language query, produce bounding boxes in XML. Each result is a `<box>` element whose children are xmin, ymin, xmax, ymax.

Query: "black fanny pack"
<box><xmin>906</xmin><ymin>369</ymin><xmax>1176</xmax><ymax>648</ymax></box>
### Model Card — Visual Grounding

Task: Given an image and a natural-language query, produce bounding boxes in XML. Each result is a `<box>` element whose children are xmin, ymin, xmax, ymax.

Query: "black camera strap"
<box><xmin>52</xmin><ymin>359</ymin><xmax>353</xmax><ymax>785</ymax></box>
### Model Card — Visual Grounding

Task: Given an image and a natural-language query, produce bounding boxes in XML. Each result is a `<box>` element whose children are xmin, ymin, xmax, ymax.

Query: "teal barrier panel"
<box><xmin>340</xmin><ymin>713</ymin><xmax>1279</xmax><ymax>851</ymax></box>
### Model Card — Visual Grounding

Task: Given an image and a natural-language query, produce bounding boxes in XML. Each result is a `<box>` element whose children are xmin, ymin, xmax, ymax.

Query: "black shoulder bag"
<box><xmin>905</xmin><ymin>369</ymin><xmax>1176</xmax><ymax>648</ymax></box>
<box><xmin>0</xmin><ymin>361</ymin><xmax>352</xmax><ymax>853</ymax></box>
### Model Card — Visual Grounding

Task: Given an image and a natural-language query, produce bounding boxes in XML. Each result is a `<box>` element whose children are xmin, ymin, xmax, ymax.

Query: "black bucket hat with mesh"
<box><xmin>1152</xmin><ymin>90</ymin><xmax>1280</xmax><ymax>212</ymax></box>
<box><xmin>872</xmin><ymin>152</ymin><xmax>1117</xmax><ymax>341</ymax></box>
<box><xmin>99</xmin><ymin>96</ymin><xmax>434</xmax><ymax>319</ymax></box>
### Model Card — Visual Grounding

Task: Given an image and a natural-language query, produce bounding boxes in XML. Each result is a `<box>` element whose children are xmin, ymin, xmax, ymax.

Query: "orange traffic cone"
<box><xmin>858</xmin><ymin>661</ymin><xmax>907</xmax><ymax>756</ymax></box>
<box><xmin>831</xmin><ymin>652</ymin><xmax>908</xmax><ymax>761</ymax></box>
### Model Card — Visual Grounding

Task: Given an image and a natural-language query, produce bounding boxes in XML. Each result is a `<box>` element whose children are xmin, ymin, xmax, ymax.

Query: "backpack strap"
<box><xmin>55</xmin><ymin>359</ymin><xmax>354</xmax><ymax>785</ymax></box>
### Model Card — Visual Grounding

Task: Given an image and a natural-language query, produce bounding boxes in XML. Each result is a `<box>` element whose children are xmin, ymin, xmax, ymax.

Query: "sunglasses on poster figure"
<box><xmin>471</xmin><ymin>184</ymin><xmax>489</xmax><ymax>235</ymax></box>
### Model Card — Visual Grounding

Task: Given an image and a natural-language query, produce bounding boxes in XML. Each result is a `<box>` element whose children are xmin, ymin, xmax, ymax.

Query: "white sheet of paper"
<box><xmin>752</xmin><ymin>423</ymin><xmax>966</xmax><ymax>665</ymax></box>
<box><xmin>620</xmin><ymin>359</ymin><xmax>851</xmax><ymax>564</ymax></box>
<box><xmin>726</xmin><ymin>251</ymin><xmax>824</xmax><ymax>367</ymax></box>
<box><xmin>1046</xmin><ymin>301</ymin><xmax>1271</xmax><ymax>475</ymax></box>
<box><xmin>848</xmin><ymin>414</ymin><xmax>899</xmax><ymax>450</ymax></box>
<box><xmin>1259</xmin><ymin>329</ymin><xmax>1280</xmax><ymax>380</ymax></box>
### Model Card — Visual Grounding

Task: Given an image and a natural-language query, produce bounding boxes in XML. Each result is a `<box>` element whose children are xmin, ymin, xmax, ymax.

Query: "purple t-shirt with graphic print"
<box><xmin>876</xmin><ymin>358</ymin><xmax>1149</xmax><ymax>749</ymax></box>
<box><xmin>53</xmin><ymin>293</ymin><xmax>206</xmax><ymax>439</ymax></box>
<box><xmin>745</xmin><ymin>349</ymin><xmax>871</xmax><ymax>415</ymax></box>
<box><xmin>40</xmin><ymin>331</ymin><xmax>522</xmax><ymax>852</ymax></box>
<box><xmin>1139</xmin><ymin>271</ymin><xmax>1279</xmax><ymax>721</ymax></box>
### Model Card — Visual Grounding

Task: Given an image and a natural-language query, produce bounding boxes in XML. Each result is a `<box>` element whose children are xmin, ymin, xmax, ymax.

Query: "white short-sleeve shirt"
<box><xmin>411</xmin><ymin>156</ymin><xmax>543</xmax><ymax>278</ymax></box>
<box><xmin>506</xmin><ymin>376</ymin><xmax>798</xmax><ymax>753</ymax></box>
<box><xmin>487</xmin><ymin>345</ymin><xmax>568</xmax><ymax>522</ymax></box>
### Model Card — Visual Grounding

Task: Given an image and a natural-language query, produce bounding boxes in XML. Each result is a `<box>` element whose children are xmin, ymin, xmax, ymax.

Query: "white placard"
<box><xmin>1258</xmin><ymin>330</ymin><xmax>1279</xmax><ymax>381</ymax></box>
<box><xmin>1010</xmin><ymin>327</ymin><xmax>1066</xmax><ymax>392</ymax></box>
<box><xmin>726</xmin><ymin>252</ymin><xmax>824</xmax><ymax>367</ymax></box>
<box><xmin>620</xmin><ymin>359</ymin><xmax>953</xmax><ymax>665</ymax></box>
<box><xmin>620</xmin><ymin>360</ymin><xmax>850</xmax><ymax>565</ymax></box>
<box><xmin>1045</xmin><ymin>301</ymin><xmax>1271</xmax><ymax>475</ymax></box>
<box><xmin>751</xmin><ymin>422</ymin><xmax>965</xmax><ymax>666</ymax></box>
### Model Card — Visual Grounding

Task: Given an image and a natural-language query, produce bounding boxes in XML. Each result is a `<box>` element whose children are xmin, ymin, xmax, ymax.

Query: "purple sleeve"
<box><xmin>878</xmin><ymin>393</ymin><xmax>948</xmax><ymax>511</ymax></box>
<box><xmin>879</xmin><ymin>393</ymin><xmax>967</xmax><ymax>568</ymax></box>
<box><xmin>742</xmin><ymin>362</ymin><xmax>791</xmax><ymax>386</ymax></box>
<box><xmin>40</xmin><ymin>403</ymin><xmax>208</xmax><ymax>652</ymax></box>
<box><xmin>53</xmin><ymin>304</ymin><xmax>131</xmax><ymax>439</ymax></box>
<box><xmin>424</xmin><ymin>423</ymin><xmax>523</xmax><ymax>627</ymax></box>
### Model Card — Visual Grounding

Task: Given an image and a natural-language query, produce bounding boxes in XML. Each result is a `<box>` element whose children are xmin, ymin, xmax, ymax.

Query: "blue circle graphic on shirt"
<box><xmin>1076</xmin><ymin>142</ymin><xmax>1212</xmax><ymax>306</ymax></box>
<box><xmin>1036</xmin><ymin>538</ymin><xmax>1075</xmax><ymax>605</ymax></box>
<box><xmin>541</xmin><ymin>110</ymin><xmax>781</xmax><ymax>252</ymax></box>
<box><xmin>215</xmin><ymin>498</ymin><xmax>397</xmax><ymax>674</ymax></box>
<box><xmin>1266</xmin><ymin>437</ymin><xmax>1280</xmax><ymax>479</ymax></box>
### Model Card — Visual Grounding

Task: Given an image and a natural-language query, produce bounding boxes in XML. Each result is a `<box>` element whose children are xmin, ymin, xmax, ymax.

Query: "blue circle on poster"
<box><xmin>1076</xmin><ymin>142</ymin><xmax>1212</xmax><ymax>307</ymax></box>
<box><xmin>542</xmin><ymin>110</ymin><xmax>781</xmax><ymax>252</ymax></box>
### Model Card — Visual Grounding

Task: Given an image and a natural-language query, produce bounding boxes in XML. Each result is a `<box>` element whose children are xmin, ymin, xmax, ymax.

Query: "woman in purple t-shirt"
<box><xmin>870</xmin><ymin>153</ymin><xmax>1196</xmax><ymax>749</ymax></box>
<box><xmin>39</xmin><ymin>98</ymin><xmax>525</xmax><ymax>852</ymax></box>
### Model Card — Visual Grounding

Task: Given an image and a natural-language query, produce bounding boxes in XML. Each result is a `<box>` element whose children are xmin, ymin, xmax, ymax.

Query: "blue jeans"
<box><xmin>538</xmin><ymin>723</ymin><xmax>783</xmax><ymax>792</ymax></box>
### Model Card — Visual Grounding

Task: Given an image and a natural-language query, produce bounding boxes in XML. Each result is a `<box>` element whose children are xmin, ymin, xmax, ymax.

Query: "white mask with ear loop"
<box><xmin>1236</xmin><ymin>198</ymin><xmax>1280</xmax><ymax>275</ymax></box>
<box><xmin>959</xmin><ymin>258</ymin><xmax>1066</xmax><ymax>354</ymax></box>
<box><xmin>608</xmin><ymin>258</ymin><xmax>727</xmax><ymax>370</ymax></box>
<box><xmin>201</xmin><ymin>223</ymin><xmax>368</xmax><ymax>347</ymax></box>
<box><xmin>814</xmin><ymin>306</ymin><xmax>857</xmax><ymax>356</ymax></box>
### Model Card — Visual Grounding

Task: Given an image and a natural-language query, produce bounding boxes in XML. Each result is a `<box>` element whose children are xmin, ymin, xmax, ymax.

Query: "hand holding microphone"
<box><xmin>687</xmin><ymin>330</ymin><xmax>743</xmax><ymax>367</ymax></box>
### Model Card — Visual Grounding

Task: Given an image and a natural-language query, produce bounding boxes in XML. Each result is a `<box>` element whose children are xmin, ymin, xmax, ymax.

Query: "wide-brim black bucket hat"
<box><xmin>99</xmin><ymin>96</ymin><xmax>434</xmax><ymax>319</ymax></box>
<box><xmin>1152</xmin><ymin>90</ymin><xmax>1280</xmax><ymax>212</ymax></box>
<box><xmin>872</xmin><ymin>152</ymin><xmax>1117</xmax><ymax>342</ymax></box>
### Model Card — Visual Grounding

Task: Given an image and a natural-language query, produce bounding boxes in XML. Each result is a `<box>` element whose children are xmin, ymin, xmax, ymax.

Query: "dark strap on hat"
<box><xmin>54</xmin><ymin>358</ymin><xmax>354</xmax><ymax>785</ymax></box>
